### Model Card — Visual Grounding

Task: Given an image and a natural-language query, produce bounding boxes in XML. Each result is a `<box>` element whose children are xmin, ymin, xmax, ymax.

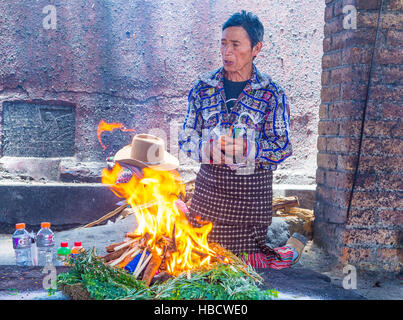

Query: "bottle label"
<box><xmin>38</xmin><ymin>234</ymin><xmax>55</xmax><ymax>245</ymax></box>
<box><xmin>13</xmin><ymin>237</ymin><xmax>30</xmax><ymax>248</ymax></box>
<box><xmin>57</xmin><ymin>254</ymin><xmax>69</xmax><ymax>266</ymax></box>
<box><xmin>70</xmin><ymin>248</ymin><xmax>83</xmax><ymax>261</ymax></box>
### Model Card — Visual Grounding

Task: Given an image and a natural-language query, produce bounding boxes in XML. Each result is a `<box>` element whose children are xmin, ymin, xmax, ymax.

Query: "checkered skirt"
<box><xmin>188</xmin><ymin>164</ymin><xmax>280</xmax><ymax>258</ymax></box>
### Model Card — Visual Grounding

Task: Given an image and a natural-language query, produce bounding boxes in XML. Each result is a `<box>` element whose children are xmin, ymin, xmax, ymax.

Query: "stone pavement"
<box><xmin>0</xmin><ymin>264</ymin><xmax>366</xmax><ymax>300</ymax></box>
<box><xmin>259</xmin><ymin>267</ymin><xmax>365</xmax><ymax>300</ymax></box>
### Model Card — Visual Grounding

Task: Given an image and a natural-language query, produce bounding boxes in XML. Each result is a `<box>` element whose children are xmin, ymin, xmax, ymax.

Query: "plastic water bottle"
<box><xmin>12</xmin><ymin>223</ymin><xmax>32</xmax><ymax>266</ymax></box>
<box><xmin>36</xmin><ymin>222</ymin><xmax>55</xmax><ymax>266</ymax></box>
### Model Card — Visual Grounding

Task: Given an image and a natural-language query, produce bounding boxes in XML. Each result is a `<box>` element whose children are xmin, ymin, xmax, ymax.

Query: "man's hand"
<box><xmin>220</xmin><ymin>134</ymin><xmax>257</xmax><ymax>165</ymax></box>
<box><xmin>218</xmin><ymin>135</ymin><xmax>247</xmax><ymax>159</ymax></box>
<box><xmin>201</xmin><ymin>138</ymin><xmax>233</xmax><ymax>165</ymax></box>
<box><xmin>213</xmin><ymin>138</ymin><xmax>234</xmax><ymax>164</ymax></box>
<box><xmin>201</xmin><ymin>134</ymin><xmax>254</xmax><ymax>165</ymax></box>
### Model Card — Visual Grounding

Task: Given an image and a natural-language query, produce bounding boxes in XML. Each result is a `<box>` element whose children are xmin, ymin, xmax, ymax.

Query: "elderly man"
<box><xmin>179</xmin><ymin>10</ymin><xmax>306</xmax><ymax>269</ymax></box>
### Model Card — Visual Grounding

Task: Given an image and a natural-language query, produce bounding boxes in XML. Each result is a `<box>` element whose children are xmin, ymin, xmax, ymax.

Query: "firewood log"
<box><xmin>276</xmin><ymin>207</ymin><xmax>314</xmax><ymax>221</ymax></box>
<box><xmin>102</xmin><ymin>247</ymin><xmax>128</xmax><ymax>262</ymax></box>
<box><xmin>110</xmin><ymin>247</ymin><xmax>140</xmax><ymax>267</ymax></box>
<box><xmin>171</xmin><ymin>224</ymin><xmax>177</xmax><ymax>252</ymax></box>
<box><xmin>105</xmin><ymin>242</ymin><xmax>125</xmax><ymax>253</ymax></box>
<box><xmin>285</xmin><ymin>207</ymin><xmax>314</xmax><ymax>220</ymax></box>
<box><xmin>132</xmin><ymin>248</ymin><xmax>148</xmax><ymax>276</ymax></box>
<box><xmin>272</xmin><ymin>196</ymin><xmax>300</xmax><ymax>211</ymax></box>
<box><xmin>113</xmin><ymin>239</ymin><xmax>138</xmax><ymax>251</ymax></box>
<box><xmin>142</xmin><ymin>253</ymin><xmax>163</xmax><ymax>286</ymax></box>
<box><xmin>126</xmin><ymin>232</ymin><xmax>141</xmax><ymax>239</ymax></box>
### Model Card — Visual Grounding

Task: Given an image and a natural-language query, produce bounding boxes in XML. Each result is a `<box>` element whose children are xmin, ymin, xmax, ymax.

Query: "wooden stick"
<box><xmin>141</xmin><ymin>253</ymin><xmax>162</xmax><ymax>286</ymax></box>
<box><xmin>110</xmin><ymin>247</ymin><xmax>138</xmax><ymax>267</ymax></box>
<box><xmin>284</xmin><ymin>207</ymin><xmax>314</xmax><ymax>220</ymax></box>
<box><xmin>131</xmin><ymin>248</ymin><xmax>141</xmax><ymax>258</ymax></box>
<box><xmin>240</xmin><ymin>267</ymin><xmax>264</xmax><ymax>283</ymax></box>
<box><xmin>171</xmin><ymin>223</ymin><xmax>177</xmax><ymax>252</ymax></box>
<box><xmin>272</xmin><ymin>196</ymin><xmax>300</xmax><ymax>211</ymax></box>
<box><xmin>108</xmin><ymin>247</ymin><xmax>134</xmax><ymax>267</ymax></box>
<box><xmin>140</xmin><ymin>253</ymin><xmax>153</xmax><ymax>271</ymax></box>
<box><xmin>134</xmin><ymin>253</ymin><xmax>153</xmax><ymax>279</ymax></box>
<box><xmin>119</xmin><ymin>249</ymin><xmax>141</xmax><ymax>268</ymax></box>
<box><xmin>105</xmin><ymin>242</ymin><xmax>125</xmax><ymax>253</ymax></box>
<box><xmin>81</xmin><ymin>204</ymin><xmax>128</xmax><ymax>228</ymax></box>
<box><xmin>274</xmin><ymin>208</ymin><xmax>314</xmax><ymax>222</ymax></box>
<box><xmin>114</xmin><ymin>239</ymin><xmax>138</xmax><ymax>252</ymax></box>
<box><xmin>102</xmin><ymin>247</ymin><xmax>127</xmax><ymax>263</ymax></box>
<box><xmin>126</xmin><ymin>233</ymin><xmax>142</xmax><ymax>239</ymax></box>
<box><xmin>79</xmin><ymin>200</ymin><xmax>160</xmax><ymax>229</ymax></box>
<box><xmin>130</xmin><ymin>200</ymin><xmax>159</xmax><ymax>212</ymax></box>
<box><xmin>192</xmin><ymin>249</ymin><xmax>208</xmax><ymax>258</ymax></box>
<box><xmin>132</xmin><ymin>248</ymin><xmax>148</xmax><ymax>276</ymax></box>
<box><xmin>125</xmin><ymin>248</ymin><xmax>141</xmax><ymax>264</ymax></box>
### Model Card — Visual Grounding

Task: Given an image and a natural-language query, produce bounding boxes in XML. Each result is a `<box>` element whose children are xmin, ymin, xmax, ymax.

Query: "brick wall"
<box><xmin>314</xmin><ymin>0</ymin><xmax>402</xmax><ymax>272</ymax></box>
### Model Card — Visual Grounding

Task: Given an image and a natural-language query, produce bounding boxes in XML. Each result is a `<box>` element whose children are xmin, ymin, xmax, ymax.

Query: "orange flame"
<box><xmin>97</xmin><ymin>119</ymin><xmax>135</xmax><ymax>150</ymax></box>
<box><xmin>102</xmin><ymin>163</ymin><xmax>223</xmax><ymax>275</ymax></box>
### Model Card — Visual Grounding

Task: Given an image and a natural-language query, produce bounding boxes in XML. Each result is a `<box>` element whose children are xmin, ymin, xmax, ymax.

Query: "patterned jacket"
<box><xmin>178</xmin><ymin>64</ymin><xmax>292</xmax><ymax>170</ymax></box>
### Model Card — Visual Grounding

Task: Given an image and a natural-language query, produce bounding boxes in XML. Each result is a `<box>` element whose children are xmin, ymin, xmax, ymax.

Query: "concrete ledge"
<box><xmin>0</xmin><ymin>182</ymin><xmax>120</xmax><ymax>233</ymax></box>
<box><xmin>0</xmin><ymin>181</ymin><xmax>317</xmax><ymax>234</ymax></box>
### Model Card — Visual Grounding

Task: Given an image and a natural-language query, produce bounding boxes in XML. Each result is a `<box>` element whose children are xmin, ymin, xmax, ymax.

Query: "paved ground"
<box><xmin>294</xmin><ymin>241</ymin><xmax>402</xmax><ymax>300</ymax></box>
<box><xmin>0</xmin><ymin>215</ymin><xmax>401</xmax><ymax>300</ymax></box>
<box><xmin>0</xmin><ymin>264</ymin><xmax>365</xmax><ymax>300</ymax></box>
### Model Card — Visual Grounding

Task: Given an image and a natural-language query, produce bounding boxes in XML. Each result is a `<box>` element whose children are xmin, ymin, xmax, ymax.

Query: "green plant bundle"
<box><xmin>56</xmin><ymin>249</ymin><xmax>278</xmax><ymax>300</ymax></box>
<box><xmin>153</xmin><ymin>264</ymin><xmax>278</xmax><ymax>300</ymax></box>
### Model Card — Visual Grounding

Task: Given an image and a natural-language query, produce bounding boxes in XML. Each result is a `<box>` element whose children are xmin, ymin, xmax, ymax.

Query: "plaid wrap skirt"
<box><xmin>188</xmin><ymin>164</ymin><xmax>280</xmax><ymax>258</ymax></box>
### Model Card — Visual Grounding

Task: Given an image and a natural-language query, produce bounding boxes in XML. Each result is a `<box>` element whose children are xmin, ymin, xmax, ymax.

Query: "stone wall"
<box><xmin>0</xmin><ymin>0</ymin><xmax>324</xmax><ymax>185</ymax></box>
<box><xmin>314</xmin><ymin>0</ymin><xmax>402</xmax><ymax>272</ymax></box>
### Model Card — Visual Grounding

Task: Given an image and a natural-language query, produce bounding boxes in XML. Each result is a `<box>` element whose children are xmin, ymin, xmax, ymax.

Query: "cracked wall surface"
<box><xmin>0</xmin><ymin>0</ymin><xmax>324</xmax><ymax>185</ymax></box>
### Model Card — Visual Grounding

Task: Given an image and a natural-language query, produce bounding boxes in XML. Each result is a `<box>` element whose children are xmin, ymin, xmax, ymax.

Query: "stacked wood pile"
<box><xmin>98</xmin><ymin>231</ymin><xmax>229</xmax><ymax>287</ymax></box>
<box><xmin>100</xmin><ymin>234</ymin><xmax>162</xmax><ymax>286</ymax></box>
<box><xmin>272</xmin><ymin>196</ymin><xmax>314</xmax><ymax>239</ymax></box>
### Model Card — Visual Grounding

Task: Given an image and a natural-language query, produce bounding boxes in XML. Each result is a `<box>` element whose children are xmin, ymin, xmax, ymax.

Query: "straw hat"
<box><xmin>114</xmin><ymin>134</ymin><xmax>179</xmax><ymax>171</ymax></box>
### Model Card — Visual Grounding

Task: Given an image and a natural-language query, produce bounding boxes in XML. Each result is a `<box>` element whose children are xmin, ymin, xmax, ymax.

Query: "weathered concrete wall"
<box><xmin>0</xmin><ymin>0</ymin><xmax>324</xmax><ymax>185</ymax></box>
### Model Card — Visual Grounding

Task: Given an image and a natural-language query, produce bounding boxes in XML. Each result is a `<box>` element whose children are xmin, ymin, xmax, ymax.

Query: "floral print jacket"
<box><xmin>178</xmin><ymin>64</ymin><xmax>292</xmax><ymax>170</ymax></box>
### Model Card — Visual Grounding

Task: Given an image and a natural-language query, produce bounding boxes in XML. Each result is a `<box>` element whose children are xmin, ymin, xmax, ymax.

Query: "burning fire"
<box><xmin>102</xmin><ymin>162</ymin><xmax>226</xmax><ymax>276</ymax></box>
<box><xmin>97</xmin><ymin>119</ymin><xmax>135</xmax><ymax>150</ymax></box>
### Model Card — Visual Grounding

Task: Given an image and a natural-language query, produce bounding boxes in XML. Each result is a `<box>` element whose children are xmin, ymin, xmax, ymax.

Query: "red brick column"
<box><xmin>314</xmin><ymin>0</ymin><xmax>402</xmax><ymax>272</ymax></box>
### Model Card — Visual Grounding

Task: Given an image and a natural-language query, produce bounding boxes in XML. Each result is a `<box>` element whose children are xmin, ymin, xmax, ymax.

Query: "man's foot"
<box><xmin>286</xmin><ymin>233</ymin><xmax>307</xmax><ymax>265</ymax></box>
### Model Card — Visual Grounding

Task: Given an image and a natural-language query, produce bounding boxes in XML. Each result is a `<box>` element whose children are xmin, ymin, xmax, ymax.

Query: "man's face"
<box><xmin>220</xmin><ymin>26</ymin><xmax>259</xmax><ymax>74</ymax></box>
